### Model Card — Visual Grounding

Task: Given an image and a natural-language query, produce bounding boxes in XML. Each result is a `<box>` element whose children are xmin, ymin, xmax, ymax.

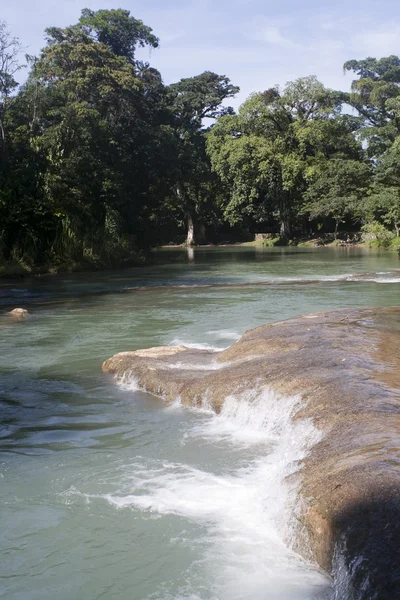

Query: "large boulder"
<box><xmin>103</xmin><ymin>307</ymin><xmax>400</xmax><ymax>599</ymax></box>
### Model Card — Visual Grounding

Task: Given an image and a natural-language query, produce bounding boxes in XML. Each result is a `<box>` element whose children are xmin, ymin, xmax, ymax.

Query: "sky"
<box><xmin>2</xmin><ymin>0</ymin><xmax>400</xmax><ymax>108</ymax></box>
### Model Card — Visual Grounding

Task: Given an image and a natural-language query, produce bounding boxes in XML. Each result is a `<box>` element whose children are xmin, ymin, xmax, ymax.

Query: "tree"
<box><xmin>78</xmin><ymin>8</ymin><xmax>159</xmax><ymax>63</ymax></box>
<box><xmin>3</xmin><ymin>15</ymin><xmax>398</xmax><ymax>270</ymax></box>
<box><xmin>207</xmin><ymin>76</ymin><xmax>358</xmax><ymax>237</ymax></box>
<box><xmin>344</xmin><ymin>56</ymin><xmax>400</xmax><ymax>156</ymax></box>
<box><xmin>303</xmin><ymin>159</ymin><xmax>371</xmax><ymax>238</ymax></box>
<box><xmin>344</xmin><ymin>56</ymin><xmax>400</xmax><ymax>239</ymax></box>
<box><xmin>166</xmin><ymin>71</ymin><xmax>239</xmax><ymax>244</ymax></box>
<box><xmin>366</xmin><ymin>187</ymin><xmax>400</xmax><ymax>237</ymax></box>
<box><xmin>0</xmin><ymin>21</ymin><xmax>24</xmax><ymax>155</ymax></box>
<box><xmin>364</xmin><ymin>136</ymin><xmax>400</xmax><ymax>236</ymax></box>
<box><xmin>20</xmin><ymin>9</ymin><xmax>167</xmax><ymax>262</ymax></box>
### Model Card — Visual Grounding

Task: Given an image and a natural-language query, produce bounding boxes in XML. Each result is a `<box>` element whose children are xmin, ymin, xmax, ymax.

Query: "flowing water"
<box><xmin>0</xmin><ymin>247</ymin><xmax>399</xmax><ymax>600</ymax></box>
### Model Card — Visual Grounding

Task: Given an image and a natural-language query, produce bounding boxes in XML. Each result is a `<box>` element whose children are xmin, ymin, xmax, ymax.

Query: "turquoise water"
<box><xmin>0</xmin><ymin>247</ymin><xmax>399</xmax><ymax>600</ymax></box>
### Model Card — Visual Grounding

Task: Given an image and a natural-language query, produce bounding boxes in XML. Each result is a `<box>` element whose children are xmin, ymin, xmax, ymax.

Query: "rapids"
<box><xmin>0</xmin><ymin>246</ymin><xmax>399</xmax><ymax>599</ymax></box>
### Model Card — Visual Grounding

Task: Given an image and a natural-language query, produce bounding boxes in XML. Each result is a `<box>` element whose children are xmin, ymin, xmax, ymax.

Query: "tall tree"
<box><xmin>366</xmin><ymin>137</ymin><xmax>400</xmax><ymax>236</ymax></box>
<box><xmin>166</xmin><ymin>71</ymin><xmax>239</xmax><ymax>244</ymax></box>
<box><xmin>344</xmin><ymin>55</ymin><xmax>400</xmax><ymax>156</ymax></box>
<box><xmin>345</xmin><ymin>56</ymin><xmax>400</xmax><ymax>237</ymax></box>
<box><xmin>28</xmin><ymin>9</ymin><xmax>165</xmax><ymax>261</ymax></box>
<box><xmin>78</xmin><ymin>8</ymin><xmax>159</xmax><ymax>63</ymax></box>
<box><xmin>207</xmin><ymin>76</ymin><xmax>357</xmax><ymax>237</ymax></box>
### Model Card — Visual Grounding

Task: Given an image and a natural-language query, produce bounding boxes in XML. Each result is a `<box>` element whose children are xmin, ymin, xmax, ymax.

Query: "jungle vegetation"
<box><xmin>1</xmin><ymin>10</ymin><xmax>399</xmax><ymax>272</ymax></box>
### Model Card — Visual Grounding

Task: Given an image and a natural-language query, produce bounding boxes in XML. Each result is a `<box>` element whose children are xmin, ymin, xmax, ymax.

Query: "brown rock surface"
<box><xmin>102</xmin><ymin>307</ymin><xmax>400</xmax><ymax>599</ymax></box>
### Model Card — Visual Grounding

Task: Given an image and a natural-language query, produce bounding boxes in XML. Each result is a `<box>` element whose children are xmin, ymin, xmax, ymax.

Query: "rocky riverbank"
<box><xmin>103</xmin><ymin>307</ymin><xmax>400</xmax><ymax>599</ymax></box>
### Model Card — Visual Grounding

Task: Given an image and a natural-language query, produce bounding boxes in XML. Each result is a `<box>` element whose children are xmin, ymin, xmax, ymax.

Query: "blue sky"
<box><xmin>2</xmin><ymin>0</ymin><xmax>400</xmax><ymax>107</ymax></box>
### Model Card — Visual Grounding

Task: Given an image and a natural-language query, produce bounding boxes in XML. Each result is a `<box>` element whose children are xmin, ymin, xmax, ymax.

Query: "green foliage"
<box><xmin>365</xmin><ymin>186</ymin><xmax>400</xmax><ymax>235</ymax></box>
<box><xmin>258</xmin><ymin>237</ymin><xmax>281</xmax><ymax>247</ymax></box>
<box><xmin>1</xmin><ymin>9</ymin><xmax>172</xmax><ymax>267</ymax></box>
<box><xmin>207</xmin><ymin>77</ymin><xmax>360</xmax><ymax>237</ymax></box>
<box><xmin>168</xmin><ymin>71</ymin><xmax>238</xmax><ymax>130</ymax></box>
<box><xmin>344</xmin><ymin>56</ymin><xmax>400</xmax><ymax>156</ymax></box>
<box><xmin>78</xmin><ymin>8</ymin><xmax>159</xmax><ymax>61</ymax></box>
<box><xmin>2</xmin><ymin>13</ymin><xmax>400</xmax><ymax>272</ymax></box>
<box><xmin>165</xmin><ymin>71</ymin><xmax>239</xmax><ymax>244</ymax></box>
<box><xmin>361</xmin><ymin>221</ymin><xmax>395</xmax><ymax>248</ymax></box>
<box><xmin>303</xmin><ymin>159</ymin><xmax>371</xmax><ymax>237</ymax></box>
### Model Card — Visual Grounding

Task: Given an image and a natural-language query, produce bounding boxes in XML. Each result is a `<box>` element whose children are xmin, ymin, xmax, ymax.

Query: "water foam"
<box><xmin>92</xmin><ymin>387</ymin><xmax>331</xmax><ymax>599</ymax></box>
<box><xmin>164</xmin><ymin>361</ymin><xmax>225</xmax><ymax>371</ymax></box>
<box><xmin>169</xmin><ymin>338</ymin><xmax>227</xmax><ymax>351</ymax></box>
<box><xmin>116</xmin><ymin>370</ymin><xmax>141</xmax><ymax>392</ymax></box>
<box><xmin>186</xmin><ymin>388</ymin><xmax>309</xmax><ymax>447</ymax></box>
<box><xmin>350</xmin><ymin>276</ymin><xmax>400</xmax><ymax>284</ymax></box>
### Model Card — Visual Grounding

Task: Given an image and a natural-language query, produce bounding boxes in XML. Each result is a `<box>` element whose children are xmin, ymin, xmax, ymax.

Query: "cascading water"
<box><xmin>86</xmin><ymin>383</ymin><xmax>332</xmax><ymax>600</ymax></box>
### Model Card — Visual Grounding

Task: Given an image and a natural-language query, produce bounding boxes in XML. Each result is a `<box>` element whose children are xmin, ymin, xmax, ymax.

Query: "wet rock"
<box><xmin>7</xmin><ymin>308</ymin><xmax>29</xmax><ymax>319</ymax></box>
<box><xmin>103</xmin><ymin>307</ymin><xmax>400</xmax><ymax>599</ymax></box>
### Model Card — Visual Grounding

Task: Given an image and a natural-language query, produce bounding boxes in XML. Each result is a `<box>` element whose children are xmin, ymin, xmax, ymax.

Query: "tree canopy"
<box><xmin>0</xmin><ymin>9</ymin><xmax>399</xmax><ymax>272</ymax></box>
<box><xmin>207</xmin><ymin>77</ymin><xmax>361</xmax><ymax>237</ymax></box>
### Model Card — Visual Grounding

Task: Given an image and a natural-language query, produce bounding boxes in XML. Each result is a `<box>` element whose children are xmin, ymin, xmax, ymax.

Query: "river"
<box><xmin>0</xmin><ymin>246</ymin><xmax>399</xmax><ymax>600</ymax></box>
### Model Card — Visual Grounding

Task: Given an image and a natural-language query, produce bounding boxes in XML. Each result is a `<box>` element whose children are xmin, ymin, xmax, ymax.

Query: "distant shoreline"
<box><xmin>1</xmin><ymin>237</ymin><xmax>398</xmax><ymax>280</ymax></box>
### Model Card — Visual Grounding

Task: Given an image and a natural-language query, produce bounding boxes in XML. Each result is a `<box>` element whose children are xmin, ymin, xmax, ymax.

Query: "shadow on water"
<box><xmin>0</xmin><ymin>266</ymin><xmax>264</xmax><ymax>310</ymax></box>
<box><xmin>154</xmin><ymin>247</ymin><xmax>316</xmax><ymax>263</ymax></box>
<box><xmin>0</xmin><ymin>366</ymin><xmax>164</xmax><ymax>456</ymax></box>
<box><xmin>0</xmin><ymin>247</ymin><xmax>399</xmax><ymax>312</ymax></box>
<box><xmin>2</xmin><ymin>275</ymin><xmax>400</xmax><ymax>314</ymax></box>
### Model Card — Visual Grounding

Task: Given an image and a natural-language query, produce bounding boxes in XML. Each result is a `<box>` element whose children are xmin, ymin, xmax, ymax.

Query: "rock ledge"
<box><xmin>103</xmin><ymin>307</ymin><xmax>400</xmax><ymax>598</ymax></box>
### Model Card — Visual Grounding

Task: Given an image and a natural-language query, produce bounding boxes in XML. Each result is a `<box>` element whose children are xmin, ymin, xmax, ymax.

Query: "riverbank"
<box><xmin>240</xmin><ymin>235</ymin><xmax>400</xmax><ymax>251</ymax></box>
<box><xmin>2</xmin><ymin>234</ymin><xmax>399</xmax><ymax>280</ymax></box>
<box><xmin>0</xmin><ymin>254</ymin><xmax>147</xmax><ymax>280</ymax></box>
<box><xmin>165</xmin><ymin>232</ymin><xmax>400</xmax><ymax>251</ymax></box>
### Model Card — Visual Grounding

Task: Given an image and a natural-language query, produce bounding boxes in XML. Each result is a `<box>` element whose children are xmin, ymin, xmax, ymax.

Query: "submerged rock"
<box><xmin>103</xmin><ymin>307</ymin><xmax>400</xmax><ymax>599</ymax></box>
<box><xmin>7</xmin><ymin>308</ymin><xmax>29</xmax><ymax>319</ymax></box>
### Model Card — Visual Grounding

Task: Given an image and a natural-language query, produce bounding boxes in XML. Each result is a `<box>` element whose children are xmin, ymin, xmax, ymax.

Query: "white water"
<box><xmin>92</xmin><ymin>385</ymin><xmax>332</xmax><ymax>599</ymax></box>
<box><xmin>164</xmin><ymin>361</ymin><xmax>226</xmax><ymax>370</ymax></box>
<box><xmin>170</xmin><ymin>338</ymin><xmax>228</xmax><ymax>351</ymax></box>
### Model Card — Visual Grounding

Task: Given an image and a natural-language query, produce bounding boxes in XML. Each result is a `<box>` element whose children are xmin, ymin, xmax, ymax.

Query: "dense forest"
<box><xmin>1</xmin><ymin>9</ymin><xmax>400</xmax><ymax>272</ymax></box>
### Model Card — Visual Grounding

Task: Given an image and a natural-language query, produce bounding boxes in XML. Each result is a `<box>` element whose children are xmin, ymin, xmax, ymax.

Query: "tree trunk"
<box><xmin>334</xmin><ymin>219</ymin><xmax>339</xmax><ymax>240</ymax></box>
<box><xmin>186</xmin><ymin>213</ymin><xmax>195</xmax><ymax>246</ymax></box>
<box><xmin>176</xmin><ymin>183</ymin><xmax>198</xmax><ymax>246</ymax></box>
<box><xmin>279</xmin><ymin>191</ymin><xmax>292</xmax><ymax>239</ymax></box>
<box><xmin>394</xmin><ymin>221</ymin><xmax>399</xmax><ymax>238</ymax></box>
<box><xmin>279</xmin><ymin>217</ymin><xmax>291</xmax><ymax>239</ymax></box>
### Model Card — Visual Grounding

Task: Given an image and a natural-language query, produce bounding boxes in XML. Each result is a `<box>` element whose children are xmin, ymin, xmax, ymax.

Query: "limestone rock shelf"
<box><xmin>103</xmin><ymin>307</ymin><xmax>400</xmax><ymax>599</ymax></box>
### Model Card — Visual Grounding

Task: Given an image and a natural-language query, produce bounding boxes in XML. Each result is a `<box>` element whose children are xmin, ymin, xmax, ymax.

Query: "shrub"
<box><xmin>361</xmin><ymin>221</ymin><xmax>395</xmax><ymax>248</ymax></box>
